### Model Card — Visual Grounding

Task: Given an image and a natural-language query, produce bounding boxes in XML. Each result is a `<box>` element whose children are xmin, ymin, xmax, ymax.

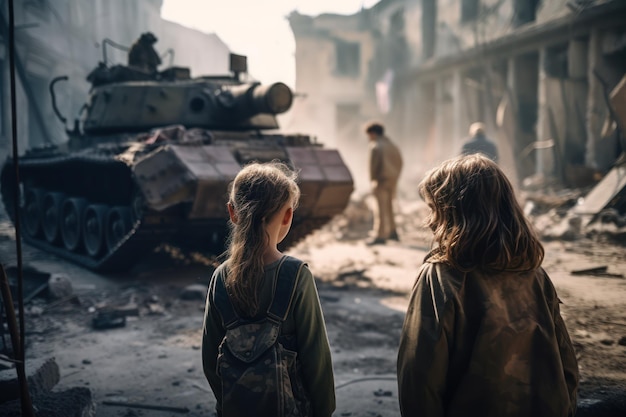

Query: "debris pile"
<box><xmin>522</xmin><ymin>178</ymin><xmax>626</xmax><ymax>244</ymax></box>
<box><xmin>0</xmin><ymin>357</ymin><xmax>95</xmax><ymax>416</ymax></box>
<box><xmin>305</xmin><ymin>195</ymin><xmax>432</xmax><ymax>247</ymax></box>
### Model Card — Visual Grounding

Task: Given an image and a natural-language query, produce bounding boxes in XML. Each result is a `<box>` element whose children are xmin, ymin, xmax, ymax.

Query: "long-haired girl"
<box><xmin>397</xmin><ymin>154</ymin><xmax>578</xmax><ymax>417</ymax></box>
<box><xmin>202</xmin><ymin>161</ymin><xmax>335</xmax><ymax>417</ymax></box>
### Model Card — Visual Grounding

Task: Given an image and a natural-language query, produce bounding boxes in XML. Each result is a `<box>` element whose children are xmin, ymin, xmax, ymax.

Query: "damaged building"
<box><xmin>289</xmin><ymin>0</ymin><xmax>626</xmax><ymax>192</ymax></box>
<box><xmin>0</xmin><ymin>0</ymin><xmax>230</xmax><ymax>160</ymax></box>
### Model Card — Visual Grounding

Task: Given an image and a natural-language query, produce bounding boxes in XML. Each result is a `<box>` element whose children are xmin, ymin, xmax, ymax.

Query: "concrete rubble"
<box><xmin>0</xmin><ymin>357</ymin><xmax>95</xmax><ymax>417</ymax></box>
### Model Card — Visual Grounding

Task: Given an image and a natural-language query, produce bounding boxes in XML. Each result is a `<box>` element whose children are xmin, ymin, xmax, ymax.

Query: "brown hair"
<box><xmin>419</xmin><ymin>154</ymin><xmax>543</xmax><ymax>272</ymax></box>
<box><xmin>365</xmin><ymin>122</ymin><xmax>384</xmax><ymax>136</ymax></box>
<box><xmin>225</xmin><ymin>161</ymin><xmax>300</xmax><ymax>317</ymax></box>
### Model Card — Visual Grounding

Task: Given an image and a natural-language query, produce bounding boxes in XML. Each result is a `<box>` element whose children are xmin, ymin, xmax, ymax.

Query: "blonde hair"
<box><xmin>419</xmin><ymin>154</ymin><xmax>543</xmax><ymax>273</ymax></box>
<box><xmin>225</xmin><ymin>161</ymin><xmax>300</xmax><ymax>317</ymax></box>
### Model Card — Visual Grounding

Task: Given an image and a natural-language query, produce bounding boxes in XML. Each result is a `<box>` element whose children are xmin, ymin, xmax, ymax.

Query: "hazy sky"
<box><xmin>161</xmin><ymin>0</ymin><xmax>379</xmax><ymax>88</ymax></box>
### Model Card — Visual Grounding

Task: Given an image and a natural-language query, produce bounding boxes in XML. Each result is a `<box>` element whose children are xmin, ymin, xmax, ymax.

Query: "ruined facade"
<box><xmin>290</xmin><ymin>0</ymin><xmax>626</xmax><ymax>188</ymax></box>
<box><xmin>288</xmin><ymin>0</ymin><xmax>414</xmax><ymax>191</ymax></box>
<box><xmin>0</xmin><ymin>0</ymin><xmax>229</xmax><ymax>158</ymax></box>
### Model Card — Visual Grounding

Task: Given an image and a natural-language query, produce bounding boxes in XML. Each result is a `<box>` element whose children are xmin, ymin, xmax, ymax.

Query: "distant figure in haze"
<box><xmin>128</xmin><ymin>32</ymin><xmax>161</xmax><ymax>74</ymax></box>
<box><xmin>366</xmin><ymin>122</ymin><xmax>403</xmax><ymax>245</ymax></box>
<box><xmin>397</xmin><ymin>154</ymin><xmax>579</xmax><ymax>417</ymax></box>
<box><xmin>461</xmin><ymin>122</ymin><xmax>499</xmax><ymax>162</ymax></box>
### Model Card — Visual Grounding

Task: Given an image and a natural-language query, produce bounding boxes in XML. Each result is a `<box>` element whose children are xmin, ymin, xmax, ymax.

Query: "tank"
<box><xmin>0</xmin><ymin>43</ymin><xmax>354</xmax><ymax>272</ymax></box>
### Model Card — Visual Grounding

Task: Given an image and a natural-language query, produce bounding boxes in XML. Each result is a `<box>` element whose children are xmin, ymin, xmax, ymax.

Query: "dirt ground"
<box><xmin>1</xmin><ymin>194</ymin><xmax>625</xmax><ymax>417</ymax></box>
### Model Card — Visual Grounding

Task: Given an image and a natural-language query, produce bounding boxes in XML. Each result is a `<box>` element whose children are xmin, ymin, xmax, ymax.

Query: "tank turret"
<box><xmin>82</xmin><ymin>77</ymin><xmax>294</xmax><ymax>134</ymax></box>
<box><xmin>0</xmin><ymin>35</ymin><xmax>354</xmax><ymax>271</ymax></box>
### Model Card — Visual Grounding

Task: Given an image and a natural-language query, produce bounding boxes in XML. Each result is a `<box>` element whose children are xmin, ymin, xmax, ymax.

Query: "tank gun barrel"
<box><xmin>218</xmin><ymin>82</ymin><xmax>293</xmax><ymax>117</ymax></box>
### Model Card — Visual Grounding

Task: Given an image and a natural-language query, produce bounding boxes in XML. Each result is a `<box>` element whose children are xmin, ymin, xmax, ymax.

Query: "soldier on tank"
<box><xmin>128</xmin><ymin>32</ymin><xmax>161</xmax><ymax>74</ymax></box>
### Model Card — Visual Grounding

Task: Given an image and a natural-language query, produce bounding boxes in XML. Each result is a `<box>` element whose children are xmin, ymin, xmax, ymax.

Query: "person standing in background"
<box><xmin>366</xmin><ymin>122</ymin><xmax>403</xmax><ymax>245</ymax></box>
<box><xmin>461</xmin><ymin>122</ymin><xmax>499</xmax><ymax>162</ymax></box>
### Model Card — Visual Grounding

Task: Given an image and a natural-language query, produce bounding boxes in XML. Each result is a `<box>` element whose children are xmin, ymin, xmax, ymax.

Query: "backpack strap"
<box><xmin>213</xmin><ymin>267</ymin><xmax>240</xmax><ymax>329</ymax></box>
<box><xmin>267</xmin><ymin>255</ymin><xmax>305</xmax><ymax>323</ymax></box>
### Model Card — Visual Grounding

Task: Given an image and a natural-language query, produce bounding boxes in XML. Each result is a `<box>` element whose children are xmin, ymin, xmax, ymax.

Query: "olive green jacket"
<box><xmin>202</xmin><ymin>257</ymin><xmax>336</xmax><ymax>417</ymax></box>
<box><xmin>398</xmin><ymin>262</ymin><xmax>579</xmax><ymax>417</ymax></box>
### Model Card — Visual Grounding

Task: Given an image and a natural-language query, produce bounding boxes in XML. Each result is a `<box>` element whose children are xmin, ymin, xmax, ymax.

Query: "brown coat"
<box><xmin>397</xmin><ymin>261</ymin><xmax>579</xmax><ymax>417</ymax></box>
<box><xmin>369</xmin><ymin>135</ymin><xmax>403</xmax><ymax>183</ymax></box>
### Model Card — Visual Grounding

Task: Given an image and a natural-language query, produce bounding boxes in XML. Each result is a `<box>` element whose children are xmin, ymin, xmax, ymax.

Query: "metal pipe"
<box><xmin>0</xmin><ymin>265</ymin><xmax>33</xmax><ymax>415</ymax></box>
<box><xmin>6</xmin><ymin>0</ymin><xmax>34</xmax><ymax>414</ymax></box>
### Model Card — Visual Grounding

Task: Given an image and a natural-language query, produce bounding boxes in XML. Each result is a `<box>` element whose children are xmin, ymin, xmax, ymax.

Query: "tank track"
<box><xmin>0</xmin><ymin>154</ymin><xmax>172</xmax><ymax>272</ymax></box>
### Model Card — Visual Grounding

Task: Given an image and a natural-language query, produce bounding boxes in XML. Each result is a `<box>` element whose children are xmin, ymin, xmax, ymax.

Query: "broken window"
<box><xmin>461</xmin><ymin>0</ymin><xmax>480</xmax><ymax>22</ymax></box>
<box><xmin>513</xmin><ymin>0</ymin><xmax>541</xmax><ymax>27</ymax></box>
<box><xmin>390</xmin><ymin>9</ymin><xmax>405</xmax><ymax>35</ymax></box>
<box><xmin>544</xmin><ymin>45</ymin><xmax>569</xmax><ymax>79</ymax></box>
<box><xmin>335</xmin><ymin>40</ymin><xmax>360</xmax><ymax>77</ymax></box>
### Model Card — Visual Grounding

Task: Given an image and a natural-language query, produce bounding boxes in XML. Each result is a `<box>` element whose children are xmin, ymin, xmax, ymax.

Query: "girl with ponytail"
<box><xmin>202</xmin><ymin>161</ymin><xmax>335</xmax><ymax>417</ymax></box>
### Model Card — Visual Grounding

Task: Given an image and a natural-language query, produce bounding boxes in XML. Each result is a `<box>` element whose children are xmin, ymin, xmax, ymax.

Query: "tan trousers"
<box><xmin>372</xmin><ymin>180</ymin><xmax>397</xmax><ymax>239</ymax></box>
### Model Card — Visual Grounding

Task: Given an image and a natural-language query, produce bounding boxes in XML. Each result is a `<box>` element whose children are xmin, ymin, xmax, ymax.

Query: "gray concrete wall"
<box><xmin>0</xmin><ymin>0</ymin><xmax>229</xmax><ymax>159</ymax></box>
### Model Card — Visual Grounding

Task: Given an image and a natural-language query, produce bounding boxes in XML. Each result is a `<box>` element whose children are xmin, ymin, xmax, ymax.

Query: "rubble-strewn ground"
<box><xmin>1</xmin><ymin>194</ymin><xmax>625</xmax><ymax>416</ymax></box>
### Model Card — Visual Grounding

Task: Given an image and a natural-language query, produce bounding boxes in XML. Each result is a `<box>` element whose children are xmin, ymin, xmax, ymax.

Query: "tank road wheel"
<box><xmin>41</xmin><ymin>192</ymin><xmax>65</xmax><ymax>244</ymax></box>
<box><xmin>82</xmin><ymin>204</ymin><xmax>108</xmax><ymax>257</ymax></box>
<box><xmin>105</xmin><ymin>206</ymin><xmax>133</xmax><ymax>251</ymax></box>
<box><xmin>60</xmin><ymin>198</ymin><xmax>87</xmax><ymax>252</ymax></box>
<box><xmin>21</xmin><ymin>188</ymin><xmax>43</xmax><ymax>237</ymax></box>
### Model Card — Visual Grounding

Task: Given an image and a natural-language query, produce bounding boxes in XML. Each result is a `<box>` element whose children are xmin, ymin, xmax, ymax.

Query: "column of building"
<box><xmin>536</xmin><ymin>48</ymin><xmax>554</xmax><ymax>177</ymax></box>
<box><xmin>585</xmin><ymin>28</ymin><xmax>605</xmax><ymax>169</ymax></box>
<box><xmin>452</xmin><ymin>69</ymin><xmax>465</xmax><ymax>151</ymax></box>
<box><xmin>434</xmin><ymin>77</ymin><xmax>446</xmax><ymax>163</ymax></box>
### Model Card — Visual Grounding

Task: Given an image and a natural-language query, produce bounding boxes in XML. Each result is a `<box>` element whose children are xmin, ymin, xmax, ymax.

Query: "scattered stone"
<box><xmin>47</xmin><ymin>273</ymin><xmax>73</xmax><ymax>299</ymax></box>
<box><xmin>114</xmin><ymin>303</ymin><xmax>140</xmax><ymax>317</ymax></box>
<box><xmin>570</xmin><ymin>265</ymin><xmax>624</xmax><ymax>278</ymax></box>
<box><xmin>147</xmin><ymin>302</ymin><xmax>165</xmax><ymax>315</ymax></box>
<box><xmin>600</xmin><ymin>339</ymin><xmax>615</xmax><ymax>346</ymax></box>
<box><xmin>82</xmin><ymin>359</ymin><xmax>92</xmax><ymax>365</ymax></box>
<box><xmin>28</xmin><ymin>306</ymin><xmax>44</xmax><ymax>316</ymax></box>
<box><xmin>373</xmin><ymin>388</ymin><xmax>392</xmax><ymax>397</ymax></box>
<box><xmin>180</xmin><ymin>284</ymin><xmax>207</xmax><ymax>301</ymax></box>
<box><xmin>618</xmin><ymin>336</ymin><xmax>626</xmax><ymax>346</ymax></box>
<box><xmin>545</xmin><ymin>215</ymin><xmax>582</xmax><ymax>241</ymax></box>
<box><xmin>575</xmin><ymin>329</ymin><xmax>590</xmax><ymax>338</ymax></box>
<box><xmin>0</xmin><ymin>387</ymin><xmax>94</xmax><ymax>416</ymax></box>
<box><xmin>0</xmin><ymin>358</ymin><xmax>13</xmax><ymax>371</ymax></box>
<box><xmin>0</xmin><ymin>357</ymin><xmax>60</xmax><ymax>404</ymax></box>
<box><xmin>172</xmin><ymin>380</ymin><xmax>181</xmax><ymax>386</ymax></box>
<box><xmin>92</xmin><ymin>310</ymin><xmax>127</xmax><ymax>330</ymax></box>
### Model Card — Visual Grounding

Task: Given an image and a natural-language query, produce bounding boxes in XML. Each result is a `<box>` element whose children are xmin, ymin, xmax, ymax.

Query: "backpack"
<box><xmin>214</xmin><ymin>256</ymin><xmax>313</xmax><ymax>417</ymax></box>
